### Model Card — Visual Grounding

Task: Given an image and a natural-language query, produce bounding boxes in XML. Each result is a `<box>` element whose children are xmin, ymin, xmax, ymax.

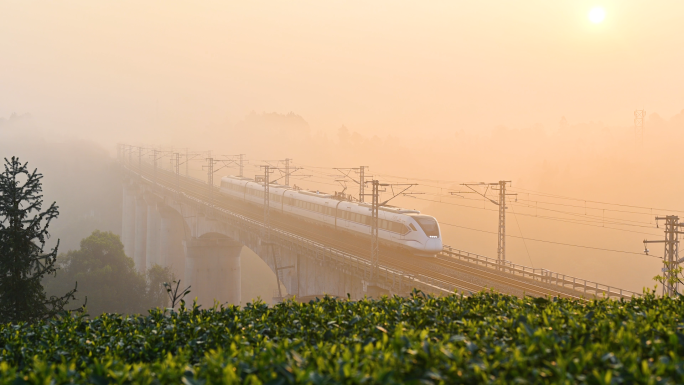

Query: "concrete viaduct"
<box><xmin>118</xmin><ymin>151</ymin><xmax>640</xmax><ymax>307</ymax></box>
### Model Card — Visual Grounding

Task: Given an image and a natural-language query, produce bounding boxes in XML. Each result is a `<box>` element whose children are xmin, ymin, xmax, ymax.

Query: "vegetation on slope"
<box><xmin>45</xmin><ymin>230</ymin><xmax>172</xmax><ymax>316</ymax></box>
<box><xmin>0</xmin><ymin>291</ymin><xmax>681</xmax><ymax>384</ymax></box>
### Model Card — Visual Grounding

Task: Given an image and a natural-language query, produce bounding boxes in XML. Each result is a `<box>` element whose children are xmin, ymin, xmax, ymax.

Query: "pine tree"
<box><xmin>0</xmin><ymin>157</ymin><xmax>77</xmax><ymax>323</ymax></box>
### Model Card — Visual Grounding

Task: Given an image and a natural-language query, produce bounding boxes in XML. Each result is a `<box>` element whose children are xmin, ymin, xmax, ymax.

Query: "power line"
<box><xmin>407</xmin><ymin>195</ymin><xmax>662</xmax><ymax>235</ymax></box>
<box><xmin>509</xmin><ymin>186</ymin><xmax>684</xmax><ymax>214</ymax></box>
<box><xmin>439</xmin><ymin>221</ymin><xmax>661</xmax><ymax>258</ymax></box>
<box><xmin>511</xmin><ymin>207</ymin><xmax>534</xmax><ymax>268</ymax></box>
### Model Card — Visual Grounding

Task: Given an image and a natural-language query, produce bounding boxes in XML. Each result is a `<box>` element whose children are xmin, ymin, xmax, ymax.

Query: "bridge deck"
<box><xmin>122</xmin><ymin>161</ymin><xmax>638</xmax><ymax>300</ymax></box>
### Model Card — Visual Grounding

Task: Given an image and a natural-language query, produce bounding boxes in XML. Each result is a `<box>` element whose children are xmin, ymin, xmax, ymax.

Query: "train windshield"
<box><xmin>413</xmin><ymin>216</ymin><xmax>440</xmax><ymax>237</ymax></box>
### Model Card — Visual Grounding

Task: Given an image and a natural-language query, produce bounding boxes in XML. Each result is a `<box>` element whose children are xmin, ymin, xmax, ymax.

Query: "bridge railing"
<box><xmin>440</xmin><ymin>245</ymin><xmax>641</xmax><ymax>299</ymax></box>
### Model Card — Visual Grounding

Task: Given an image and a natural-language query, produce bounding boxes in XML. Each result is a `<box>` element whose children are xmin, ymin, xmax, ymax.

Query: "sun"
<box><xmin>588</xmin><ymin>7</ymin><xmax>606</xmax><ymax>24</ymax></box>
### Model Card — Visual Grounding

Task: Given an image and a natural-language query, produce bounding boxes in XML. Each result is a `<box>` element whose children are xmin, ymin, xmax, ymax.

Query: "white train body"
<box><xmin>219</xmin><ymin>176</ymin><xmax>442</xmax><ymax>256</ymax></box>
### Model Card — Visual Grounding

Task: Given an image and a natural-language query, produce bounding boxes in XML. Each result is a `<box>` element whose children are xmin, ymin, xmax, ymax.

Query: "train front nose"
<box><xmin>425</xmin><ymin>238</ymin><xmax>442</xmax><ymax>252</ymax></box>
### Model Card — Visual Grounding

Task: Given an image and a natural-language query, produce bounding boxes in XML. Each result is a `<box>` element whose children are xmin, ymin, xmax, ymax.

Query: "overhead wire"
<box><xmin>405</xmin><ymin>195</ymin><xmax>662</xmax><ymax>236</ymax></box>
<box><xmin>438</xmin><ymin>221</ymin><xmax>662</xmax><ymax>258</ymax></box>
<box><xmin>508</xmin><ymin>186</ymin><xmax>684</xmax><ymax>214</ymax></box>
<box><xmin>511</xmin><ymin>207</ymin><xmax>534</xmax><ymax>268</ymax></box>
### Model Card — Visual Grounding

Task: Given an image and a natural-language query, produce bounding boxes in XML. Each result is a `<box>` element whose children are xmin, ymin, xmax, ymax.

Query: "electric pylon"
<box><xmin>359</xmin><ymin>166</ymin><xmax>366</xmax><ymax>202</ymax></box>
<box><xmin>334</xmin><ymin>166</ymin><xmax>368</xmax><ymax>202</ymax></box>
<box><xmin>174</xmin><ymin>152</ymin><xmax>180</xmax><ymax>193</ymax></box>
<box><xmin>284</xmin><ymin>158</ymin><xmax>290</xmax><ymax>186</ymax></box>
<box><xmin>459</xmin><ymin>181</ymin><xmax>516</xmax><ymax>265</ymax></box>
<box><xmin>495</xmin><ymin>181</ymin><xmax>510</xmax><ymax>263</ymax></box>
<box><xmin>153</xmin><ymin>149</ymin><xmax>159</xmax><ymax>186</ymax></box>
<box><xmin>644</xmin><ymin>215</ymin><xmax>682</xmax><ymax>296</ymax></box>
<box><xmin>260</xmin><ymin>165</ymin><xmax>286</xmax><ymax>301</ymax></box>
<box><xmin>369</xmin><ymin>180</ymin><xmax>381</xmax><ymax>283</ymax></box>
<box><xmin>203</xmin><ymin>158</ymin><xmax>219</xmax><ymax>206</ymax></box>
<box><xmin>634</xmin><ymin>109</ymin><xmax>646</xmax><ymax>145</ymax></box>
<box><xmin>363</xmin><ymin>180</ymin><xmax>415</xmax><ymax>285</ymax></box>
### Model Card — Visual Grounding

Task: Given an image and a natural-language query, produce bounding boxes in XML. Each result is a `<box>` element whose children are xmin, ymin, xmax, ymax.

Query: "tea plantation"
<box><xmin>0</xmin><ymin>291</ymin><xmax>682</xmax><ymax>384</ymax></box>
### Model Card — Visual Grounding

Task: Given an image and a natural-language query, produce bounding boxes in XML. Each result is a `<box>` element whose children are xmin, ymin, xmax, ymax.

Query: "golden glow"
<box><xmin>589</xmin><ymin>7</ymin><xmax>606</xmax><ymax>23</ymax></box>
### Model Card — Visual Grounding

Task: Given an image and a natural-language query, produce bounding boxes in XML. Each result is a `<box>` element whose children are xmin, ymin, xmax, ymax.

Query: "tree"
<box><xmin>45</xmin><ymin>230</ymin><xmax>173</xmax><ymax>316</ymax></box>
<box><xmin>0</xmin><ymin>157</ymin><xmax>77</xmax><ymax>323</ymax></box>
<box><xmin>653</xmin><ymin>262</ymin><xmax>683</xmax><ymax>297</ymax></box>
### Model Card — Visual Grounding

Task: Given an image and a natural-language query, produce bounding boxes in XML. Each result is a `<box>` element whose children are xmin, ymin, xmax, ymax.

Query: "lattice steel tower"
<box><xmin>370</xmin><ymin>180</ymin><xmax>380</xmax><ymax>282</ymax></box>
<box><xmin>644</xmin><ymin>215</ymin><xmax>681</xmax><ymax>296</ymax></box>
<box><xmin>634</xmin><ymin>109</ymin><xmax>646</xmax><ymax>144</ymax></box>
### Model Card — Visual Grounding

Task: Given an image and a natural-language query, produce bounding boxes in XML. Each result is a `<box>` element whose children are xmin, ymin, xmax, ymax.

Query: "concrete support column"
<box><xmin>306</xmin><ymin>257</ymin><xmax>316</xmax><ymax>296</ymax></box>
<box><xmin>121</xmin><ymin>184</ymin><xmax>137</xmax><ymax>259</ymax></box>
<box><xmin>146</xmin><ymin>199</ymin><xmax>161</xmax><ymax>270</ymax></box>
<box><xmin>134</xmin><ymin>195</ymin><xmax>148</xmax><ymax>273</ymax></box>
<box><xmin>295</xmin><ymin>254</ymin><xmax>304</xmax><ymax>297</ymax></box>
<box><xmin>185</xmin><ymin>236</ymin><xmax>241</xmax><ymax>307</ymax></box>
<box><xmin>159</xmin><ymin>206</ymin><xmax>186</xmax><ymax>280</ymax></box>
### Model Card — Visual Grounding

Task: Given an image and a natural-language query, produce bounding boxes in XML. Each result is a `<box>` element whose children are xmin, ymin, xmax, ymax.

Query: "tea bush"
<box><xmin>0</xmin><ymin>291</ymin><xmax>682</xmax><ymax>384</ymax></box>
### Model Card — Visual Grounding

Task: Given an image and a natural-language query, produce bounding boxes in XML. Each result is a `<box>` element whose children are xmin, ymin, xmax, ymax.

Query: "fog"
<box><xmin>2</xmin><ymin>1</ymin><xmax>684</xmax><ymax>296</ymax></box>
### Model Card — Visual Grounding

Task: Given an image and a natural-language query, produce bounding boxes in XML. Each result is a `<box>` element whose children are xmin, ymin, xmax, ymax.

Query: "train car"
<box><xmin>219</xmin><ymin>175</ymin><xmax>442</xmax><ymax>256</ymax></box>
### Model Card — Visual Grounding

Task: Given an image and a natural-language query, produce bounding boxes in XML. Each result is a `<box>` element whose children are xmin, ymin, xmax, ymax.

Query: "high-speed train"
<box><xmin>219</xmin><ymin>175</ymin><xmax>442</xmax><ymax>256</ymax></box>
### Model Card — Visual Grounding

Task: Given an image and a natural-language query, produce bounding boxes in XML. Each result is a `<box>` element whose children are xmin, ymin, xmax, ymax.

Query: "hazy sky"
<box><xmin>2</xmin><ymin>1</ymin><xmax>683</xmax><ymax>141</ymax></box>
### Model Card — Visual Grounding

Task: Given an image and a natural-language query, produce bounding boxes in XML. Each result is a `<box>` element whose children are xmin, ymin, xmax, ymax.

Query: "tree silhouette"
<box><xmin>0</xmin><ymin>157</ymin><xmax>78</xmax><ymax>323</ymax></box>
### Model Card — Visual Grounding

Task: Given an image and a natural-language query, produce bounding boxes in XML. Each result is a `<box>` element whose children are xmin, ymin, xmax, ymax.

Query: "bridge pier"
<box><xmin>122</xmin><ymin>183</ymin><xmax>137</xmax><ymax>259</ymax></box>
<box><xmin>159</xmin><ymin>205</ymin><xmax>186</xmax><ymax>280</ymax></box>
<box><xmin>146</xmin><ymin>197</ymin><xmax>161</xmax><ymax>270</ymax></box>
<box><xmin>134</xmin><ymin>194</ymin><xmax>148</xmax><ymax>272</ymax></box>
<box><xmin>184</xmin><ymin>236</ymin><xmax>241</xmax><ymax>307</ymax></box>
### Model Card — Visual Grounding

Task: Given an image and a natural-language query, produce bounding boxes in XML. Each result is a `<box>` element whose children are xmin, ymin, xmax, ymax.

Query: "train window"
<box><xmin>414</xmin><ymin>216</ymin><xmax>440</xmax><ymax>237</ymax></box>
<box><xmin>409</xmin><ymin>223</ymin><xmax>417</xmax><ymax>231</ymax></box>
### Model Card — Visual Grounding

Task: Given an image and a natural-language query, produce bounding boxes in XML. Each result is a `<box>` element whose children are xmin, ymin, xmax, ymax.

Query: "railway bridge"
<box><xmin>118</xmin><ymin>148</ymin><xmax>639</xmax><ymax>307</ymax></box>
